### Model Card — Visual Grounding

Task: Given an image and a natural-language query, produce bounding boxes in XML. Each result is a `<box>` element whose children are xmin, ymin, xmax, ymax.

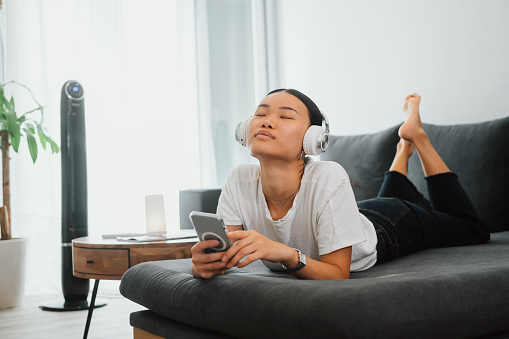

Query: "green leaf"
<box><xmin>0</xmin><ymin>81</ymin><xmax>58</xmax><ymax>160</ymax></box>
<box><xmin>9</xmin><ymin>96</ymin><xmax>15</xmax><ymax>111</ymax></box>
<box><xmin>7</xmin><ymin>111</ymin><xmax>17</xmax><ymax>137</ymax></box>
<box><xmin>37</xmin><ymin>126</ymin><xmax>48</xmax><ymax>150</ymax></box>
<box><xmin>25</xmin><ymin>122</ymin><xmax>36</xmax><ymax>134</ymax></box>
<box><xmin>27</xmin><ymin>132</ymin><xmax>38</xmax><ymax>163</ymax></box>
<box><xmin>11</xmin><ymin>124</ymin><xmax>21</xmax><ymax>153</ymax></box>
<box><xmin>47</xmin><ymin>137</ymin><xmax>60</xmax><ymax>153</ymax></box>
<box><xmin>0</xmin><ymin>87</ymin><xmax>6</xmax><ymax>109</ymax></box>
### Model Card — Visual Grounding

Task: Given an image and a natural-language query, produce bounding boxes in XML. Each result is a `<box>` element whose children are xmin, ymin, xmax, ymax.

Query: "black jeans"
<box><xmin>358</xmin><ymin>171</ymin><xmax>490</xmax><ymax>265</ymax></box>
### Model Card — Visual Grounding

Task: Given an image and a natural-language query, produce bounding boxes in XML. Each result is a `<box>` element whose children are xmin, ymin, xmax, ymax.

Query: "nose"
<box><xmin>262</xmin><ymin>119</ymin><xmax>273</xmax><ymax>129</ymax></box>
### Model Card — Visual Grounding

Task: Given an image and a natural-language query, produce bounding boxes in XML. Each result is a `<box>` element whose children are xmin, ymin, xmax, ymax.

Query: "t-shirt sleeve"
<box><xmin>315</xmin><ymin>182</ymin><xmax>368</xmax><ymax>256</ymax></box>
<box><xmin>216</xmin><ymin>173</ymin><xmax>243</xmax><ymax>227</ymax></box>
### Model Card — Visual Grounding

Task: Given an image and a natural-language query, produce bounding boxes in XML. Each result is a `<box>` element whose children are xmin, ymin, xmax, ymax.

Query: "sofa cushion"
<box><xmin>321</xmin><ymin>124</ymin><xmax>400</xmax><ymax>201</ymax></box>
<box><xmin>120</xmin><ymin>232</ymin><xmax>509</xmax><ymax>339</ymax></box>
<box><xmin>321</xmin><ymin>116</ymin><xmax>509</xmax><ymax>233</ymax></box>
<box><xmin>407</xmin><ymin>117</ymin><xmax>509</xmax><ymax>233</ymax></box>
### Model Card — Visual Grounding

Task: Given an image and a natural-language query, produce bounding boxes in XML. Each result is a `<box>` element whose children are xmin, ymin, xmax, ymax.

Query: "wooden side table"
<box><xmin>72</xmin><ymin>233</ymin><xmax>198</xmax><ymax>338</ymax></box>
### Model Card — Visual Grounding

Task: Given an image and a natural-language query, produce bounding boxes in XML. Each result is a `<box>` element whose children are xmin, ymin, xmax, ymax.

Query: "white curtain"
<box><xmin>3</xmin><ymin>0</ymin><xmax>200</xmax><ymax>296</ymax></box>
<box><xmin>195</xmin><ymin>0</ymin><xmax>265</xmax><ymax>188</ymax></box>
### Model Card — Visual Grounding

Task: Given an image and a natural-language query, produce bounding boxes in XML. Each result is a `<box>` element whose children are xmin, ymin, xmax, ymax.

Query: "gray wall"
<box><xmin>269</xmin><ymin>0</ymin><xmax>509</xmax><ymax>135</ymax></box>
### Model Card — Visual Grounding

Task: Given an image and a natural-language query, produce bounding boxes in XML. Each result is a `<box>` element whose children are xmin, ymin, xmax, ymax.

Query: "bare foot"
<box><xmin>398</xmin><ymin>93</ymin><xmax>426</xmax><ymax>143</ymax></box>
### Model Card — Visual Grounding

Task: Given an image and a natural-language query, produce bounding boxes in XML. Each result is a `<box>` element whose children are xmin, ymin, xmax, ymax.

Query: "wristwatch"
<box><xmin>282</xmin><ymin>248</ymin><xmax>306</xmax><ymax>273</ymax></box>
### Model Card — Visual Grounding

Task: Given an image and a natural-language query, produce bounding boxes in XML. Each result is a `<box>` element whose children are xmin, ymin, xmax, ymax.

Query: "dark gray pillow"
<box><xmin>407</xmin><ymin>117</ymin><xmax>509</xmax><ymax>233</ymax></box>
<box><xmin>321</xmin><ymin>116</ymin><xmax>509</xmax><ymax>233</ymax></box>
<box><xmin>321</xmin><ymin>125</ymin><xmax>400</xmax><ymax>201</ymax></box>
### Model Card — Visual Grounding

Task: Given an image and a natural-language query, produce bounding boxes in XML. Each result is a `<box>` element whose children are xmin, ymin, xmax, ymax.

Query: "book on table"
<box><xmin>116</xmin><ymin>234</ymin><xmax>197</xmax><ymax>242</ymax></box>
<box><xmin>102</xmin><ymin>230</ymin><xmax>198</xmax><ymax>242</ymax></box>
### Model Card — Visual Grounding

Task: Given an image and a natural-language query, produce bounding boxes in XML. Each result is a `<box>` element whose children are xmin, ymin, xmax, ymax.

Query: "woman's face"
<box><xmin>247</xmin><ymin>91</ymin><xmax>311</xmax><ymax>162</ymax></box>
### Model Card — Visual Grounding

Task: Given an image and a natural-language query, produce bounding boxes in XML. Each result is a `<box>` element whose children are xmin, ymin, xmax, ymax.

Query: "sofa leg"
<box><xmin>133</xmin><ymin>326</ymin><xmax>165</xmax><ymax>339</ymax></box>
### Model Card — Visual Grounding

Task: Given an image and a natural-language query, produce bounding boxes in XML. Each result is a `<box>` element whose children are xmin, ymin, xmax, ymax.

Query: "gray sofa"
<box><xmin>120</xmin><ymin>116</ymin><xmax>509</xmax><ymax>338</ymax></box>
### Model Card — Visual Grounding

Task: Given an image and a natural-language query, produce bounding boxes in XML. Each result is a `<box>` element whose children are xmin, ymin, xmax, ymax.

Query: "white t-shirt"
<box><xmin>216</xmin><ymin>160</ymin><xmax>378</xmax><ymax>272</ymax></box>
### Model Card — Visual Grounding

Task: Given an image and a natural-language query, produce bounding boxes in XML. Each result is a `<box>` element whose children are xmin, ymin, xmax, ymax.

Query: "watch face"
<box><xmin>283</xmin><ymin>248</ymin><xmax>306</xmax><ymax>273</ymax></box>
<box><xmin>65</xmin><ymin>81</ymin><xmax>84</xmax><ymax>100</ymax></box>
<box><xmin>300</xmin><ymin>251</ymin><xmax>307</xmax><ymax>265</ymax></box>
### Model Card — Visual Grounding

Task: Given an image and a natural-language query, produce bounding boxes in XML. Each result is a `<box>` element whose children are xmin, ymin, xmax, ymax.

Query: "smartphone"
<box><xmin>189</xmin><ymin>211</ymin><xmax>232</xmax><ymax>254</ymax></box>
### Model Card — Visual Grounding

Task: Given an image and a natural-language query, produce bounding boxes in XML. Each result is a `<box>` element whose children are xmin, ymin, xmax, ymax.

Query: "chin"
<box><xmin>248</xmin><ymin>146</ymin><xmax>271</xmax><ymax>159</ymax></box>
<box><xmin>249</xmin><ymin>148</ymin><xmax>297</xmax><ymax>162</ymax></box>
<box><xmin>248</xmin><ymin>139</ymin><xmax>300</xmax><ymax>162</ymax></box>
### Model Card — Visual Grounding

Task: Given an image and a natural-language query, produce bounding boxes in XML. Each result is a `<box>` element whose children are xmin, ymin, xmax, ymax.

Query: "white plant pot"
<box><xmin>0</xmin><ymin>238</ymin><xmax>27</xmax><ymax>309</ymax></box>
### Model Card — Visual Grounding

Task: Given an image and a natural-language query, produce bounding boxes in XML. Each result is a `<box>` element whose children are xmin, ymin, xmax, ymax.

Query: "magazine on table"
<box><xmin>102</xmin><ymin>230</ymin><xmax>197</xmax><ymax>242</ymax></box>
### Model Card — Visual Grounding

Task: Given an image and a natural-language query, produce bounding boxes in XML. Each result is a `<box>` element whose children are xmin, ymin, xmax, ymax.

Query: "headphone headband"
<box><xmin>322</xmin><ymin>112</ymin><xmax>330</xmax><ymax>134</ymax></box>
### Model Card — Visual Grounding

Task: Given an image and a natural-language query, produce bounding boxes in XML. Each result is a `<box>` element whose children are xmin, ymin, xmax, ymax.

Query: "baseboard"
<box><xmin>133</xmin><ymin>326</ymin><xmax>165</xmax><ymax>339</ymax></box>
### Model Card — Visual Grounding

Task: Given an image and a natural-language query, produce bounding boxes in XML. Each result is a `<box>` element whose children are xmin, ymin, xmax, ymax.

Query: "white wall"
<box><xmin>270</xmin><ymin>0</ymin><xmax>509</xmax><ymax>135</ymax></box>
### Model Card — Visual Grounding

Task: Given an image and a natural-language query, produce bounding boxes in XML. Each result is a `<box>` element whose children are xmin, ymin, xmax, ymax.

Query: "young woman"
<box><xmin>191</xmin><ymin>89</ymin><xmax>490</xmax><ymax>280</ymax></box>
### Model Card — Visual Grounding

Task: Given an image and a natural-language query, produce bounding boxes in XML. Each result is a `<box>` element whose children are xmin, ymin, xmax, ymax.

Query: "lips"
<box><xmin>255</xmin><ymin>130</ymin><xmax>275</xmax><ymax>139</ymax></box>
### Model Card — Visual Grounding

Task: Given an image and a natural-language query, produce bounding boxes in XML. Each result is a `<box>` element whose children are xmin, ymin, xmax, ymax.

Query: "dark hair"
<box><xmin>266</xmin><ymin>88</ymin><xmax>323</xmax><ymax>127</ymax></box>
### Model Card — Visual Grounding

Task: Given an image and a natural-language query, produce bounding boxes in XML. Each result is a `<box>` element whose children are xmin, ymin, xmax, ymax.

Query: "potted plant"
<box><xmin>0</xmin><ymin>81</ymin><xmax>59</xmax><ymax>308</ymax></box>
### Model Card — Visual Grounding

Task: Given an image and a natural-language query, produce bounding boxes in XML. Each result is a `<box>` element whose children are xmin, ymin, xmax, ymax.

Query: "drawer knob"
<box><xmin>86</xmin><ymin>260</ymin><xmax>93</xmax><ymax>264</ymax></box>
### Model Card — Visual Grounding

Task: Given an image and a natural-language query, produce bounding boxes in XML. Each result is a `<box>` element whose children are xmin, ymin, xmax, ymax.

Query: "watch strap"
<box><xmin>283</xmin><ymin>248</ymin><xmax>306</xmax><ymax>273</ymax></box>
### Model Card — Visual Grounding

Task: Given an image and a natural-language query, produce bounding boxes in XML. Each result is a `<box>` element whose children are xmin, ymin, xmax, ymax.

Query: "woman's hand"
<box><xmin>221</xmin><ymin>230</ymin><xmax>296</xmax><ymax>269</ymax></box>
<box><xmin>191</xmin><ymin>240</ymin><xmax>229</xmax><ymax>279</ymax></box>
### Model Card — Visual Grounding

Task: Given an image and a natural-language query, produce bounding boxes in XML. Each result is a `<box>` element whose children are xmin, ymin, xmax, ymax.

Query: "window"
<box><xmin>5</xmin><ymin>0</ymin><xmax>200</xmax><ymax>295</ymax></box>
<box><xmin>195</xmin><ymin>0</ymin><xmax>270</xmax><ymax>187</ymax></box>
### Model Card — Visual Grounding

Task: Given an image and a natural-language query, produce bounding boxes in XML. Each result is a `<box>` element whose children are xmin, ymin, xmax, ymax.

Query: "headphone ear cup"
<box><xmin>303</xmin><ymin>125</ymin><xmax>328</xmax><ymax>156</ymax></box>
<box><xmin>235</xmin><ymin>119</ymin><xmax>250</xmax><ymax>147</ymax></box>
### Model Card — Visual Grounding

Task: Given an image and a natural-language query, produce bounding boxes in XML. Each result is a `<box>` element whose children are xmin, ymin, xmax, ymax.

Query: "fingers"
<box><xmin>222</xmin><ymin>231</ymin><xmax>254</xmax><ymax>263</ymax></box>
<box><xmin>198</xmin><ymin>260</ymin><xmax>228</xmax><ymax>272</ymax></box>
<box><xmin>235</xmin><ymin>252</ymin><xmax>259</xmax><ymax>268</ymax></box>
<box><xmin>192</xmin><ymin>239</ymin><xmax>220</xmax><ymax>253</ymax></box>
<box><xmin>195</xmin><ymin>230</ymin><xmax>273</xmax><ymax>272</ymax></box>
<box><xmin>223</xmin><ymin>244</ymin><xmax>255</xmax><ymax>268</ymax></box>
<box><xmin>194</xmin><ymin>250</ymin><xmax>224</xmax><ymax>263</ymax></box>
<box><xmin>201</xmin><ymin>270</ymin><xmax>225</xmax><ymax>279</ymax></box>
<box><xmin>224</xmin><ymin>235</ymin><xmax>269</xmax><ymax>268</ymax></box>
<box><xmin>192</xmin><ymin>255</ymin><xmax>228</xmax><ymax>279</ymax></box>
<box><xmin>227</xmin><ymin>230</ymin><xmax>250</xmax><ymax>240</ymax></box>
<box><xmin>195</xmin><ymin>263</ymin><xmax>227</xmax><ymax>279</ymax></box>
<box><xmin>229</xmin><ymin>245</ymin><xmax>262</xmax><ymax>268</ymax></box>
<box><xmin>191</xmin><ymin>240</ymin><xmax>230</xmax><ymax>279</ymax></box>
<box><xmin>191</xmin><ymin>249</ymin><xmax>225</xmax><ymax>267</ymax></box>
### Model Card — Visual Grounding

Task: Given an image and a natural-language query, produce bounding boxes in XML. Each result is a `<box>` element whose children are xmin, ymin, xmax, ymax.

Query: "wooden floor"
<box><xmin>0</xmin><ymin>289</ymin><xmax>144</xmax><ymax>339</ymax></box>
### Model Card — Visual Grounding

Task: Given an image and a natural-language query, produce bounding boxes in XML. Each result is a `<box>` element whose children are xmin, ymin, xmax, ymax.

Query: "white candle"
<box><xmin>145</xmin><ymin>195</ymin><xmax>167</xmax><ymax>234</ymax></box>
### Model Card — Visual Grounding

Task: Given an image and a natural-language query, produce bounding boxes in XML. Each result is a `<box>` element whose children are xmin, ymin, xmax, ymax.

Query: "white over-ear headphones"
<box><xmin>234</xmin><ymin>112</ymin><xmax>330</xmax><ymax>156</ymax></box>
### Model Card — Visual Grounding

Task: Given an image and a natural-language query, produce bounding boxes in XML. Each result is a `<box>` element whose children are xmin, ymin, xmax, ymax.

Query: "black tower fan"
<box><xmin>40</xmin><ymin>81</ymin><xmax>105</xmax><ymax>312</ymax></box>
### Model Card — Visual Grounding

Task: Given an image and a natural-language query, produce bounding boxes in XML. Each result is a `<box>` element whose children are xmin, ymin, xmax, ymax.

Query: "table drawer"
<box><xmin>73</xmin><ymin>247</ymin><xmax>129</xmax><ymax>276</ymax></box>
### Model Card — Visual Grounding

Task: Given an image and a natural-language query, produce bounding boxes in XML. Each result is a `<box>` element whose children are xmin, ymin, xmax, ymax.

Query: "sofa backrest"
<box><xmin>321</xmin><ymin>116</ymin><xmax>509</xmax><ymax>233</ymax></box>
